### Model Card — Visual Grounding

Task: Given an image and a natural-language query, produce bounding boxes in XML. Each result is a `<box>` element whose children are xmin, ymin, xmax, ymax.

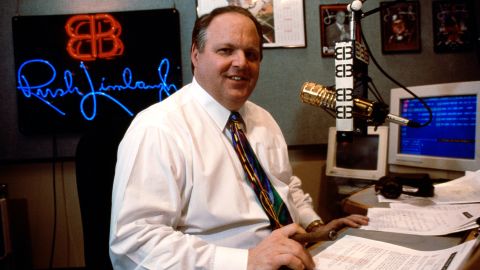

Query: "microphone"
<box><xmin>300</xmin><ymin>82</ymin><xmax>421</xmax><ymax>127</ymax></box>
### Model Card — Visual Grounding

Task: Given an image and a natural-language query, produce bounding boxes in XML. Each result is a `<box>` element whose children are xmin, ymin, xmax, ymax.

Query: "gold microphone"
<box><xmin>299</xmin><ymin>82</ymin><xmax>416</xmax><ymax>127</ymax></box>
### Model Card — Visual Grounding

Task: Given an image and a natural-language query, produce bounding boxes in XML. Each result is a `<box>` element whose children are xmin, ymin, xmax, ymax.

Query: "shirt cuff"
<box><xmin>297</xmin><ymin>207</ymin><xmax>322</xmax><ymax>229</ymax></box>
<box><xmin>213</xmin><ymin>246</ymin><xmax>248</xmax><ymax>270</ymax></box>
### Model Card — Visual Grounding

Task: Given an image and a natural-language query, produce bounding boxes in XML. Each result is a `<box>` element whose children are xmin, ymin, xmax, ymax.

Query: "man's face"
<box><xmin>336</xmin><ymin>11</ymin><xmax>346</xmax><ymax>24</ymax></box>
<box><xmin>191</xmin><ymin>12</ymin><xmax>261</xmax><ymax>111</ymax></box>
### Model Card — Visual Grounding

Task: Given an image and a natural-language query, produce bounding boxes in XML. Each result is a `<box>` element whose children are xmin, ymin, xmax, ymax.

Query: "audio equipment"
<box><xmin>374</xmin><ymin>173</ymin><xmax>435</xmax><ymax>199</ymax></box>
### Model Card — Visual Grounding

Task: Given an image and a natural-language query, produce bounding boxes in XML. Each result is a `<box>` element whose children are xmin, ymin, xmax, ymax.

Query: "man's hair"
<box><xmin>191</xmin><ymin>6</ymin><xmax>264</xmax><ymax>73</ymax></box>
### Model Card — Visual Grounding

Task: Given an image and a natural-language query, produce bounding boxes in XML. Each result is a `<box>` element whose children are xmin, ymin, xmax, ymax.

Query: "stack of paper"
<box><xmin>432</xmin><ymin>170</ymin><xmax>480</xmax><ymax>204</ymax></box>
<box><xmin>363</xmin><ymin>170</ymin><xmax>480</xmax><ymax>235</ymax></box>
<box><xmin>360</xmin><ymin>206</ymin><xmax>479</xmax><ymax>235</ymax></box>
<box><xmin>312</xmin><ymin>235</ymin><xmax>478</xmax><ymax>270</ymax></box>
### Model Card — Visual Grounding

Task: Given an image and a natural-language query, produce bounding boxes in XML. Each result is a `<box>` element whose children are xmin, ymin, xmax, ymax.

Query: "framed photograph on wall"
<box><xmin>197</xmin><ymin>0</ymin><xmax>305</xmax><ymax>48</ymax></box>
<box><xmin>319</xmin><ymin>4</ymin><xmax>360</xmax><ymax>57</ymax></box>
<box><xmin>380</xmin><ymin>1</ymin><xmax>421</xmax><ymax>54</ymax></box>
<box><xmin>432</xmin><ymin>0</ymin><xmax>474</xmax><ymax>53</ymax></box>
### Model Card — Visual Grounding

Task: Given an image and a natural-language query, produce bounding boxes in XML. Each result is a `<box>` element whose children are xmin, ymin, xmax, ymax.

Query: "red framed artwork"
<box><xmin>320</xmin><ymin>4</ymin><xmax>360</xmax><ymax>57</ymax></box>
<box><xmin>432</xmin><ymin>0</ymin><xmax>475</xmax><ymax>53</ymax></box>
<box><xmin>380</xmin><ymin>1</ymin><xmax>421</xmax><ymax>54</ymax></box>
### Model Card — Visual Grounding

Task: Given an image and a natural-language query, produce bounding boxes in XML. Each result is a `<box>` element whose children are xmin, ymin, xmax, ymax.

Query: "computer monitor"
<box><xmin>326</xmin><ymin>126</ymin><xmax>389</xmax><ymax>180</ymax></box>
<box><xmin>388</xmin><ymin>81</ymin><xmax>480</xmax><ymax>179</ymax></box>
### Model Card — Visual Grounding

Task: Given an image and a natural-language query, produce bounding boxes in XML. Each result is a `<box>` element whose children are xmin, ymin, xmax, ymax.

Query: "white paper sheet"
<box><xmin>389</xmin><ymin>202</ymin><xmax>480</xmax><ymax>212</ymax></box>
<box><xmin>360</xmin><ymin>207</ymin><xmax>480</xmax><ymax>235</ymax></box>
<box><xmin>313</xmin><ymin>235</ymin><xmax>477</xmax><ymax>270</ymax></box>
<box><xmin>433</xmin><ymin>170</ymin><xmax>480</xmax><ymax>204</ymax></box>
<box><xmin>196</xmin><ymin>0</ymin><xmax>305</xmax><ymax>47</ymax></box>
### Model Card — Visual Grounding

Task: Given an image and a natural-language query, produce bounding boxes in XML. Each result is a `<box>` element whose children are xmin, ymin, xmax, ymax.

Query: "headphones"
<box><xmin>375</xmin><ymin>173</ymin><xmax>435</xmax><ymax>199</ymax></box>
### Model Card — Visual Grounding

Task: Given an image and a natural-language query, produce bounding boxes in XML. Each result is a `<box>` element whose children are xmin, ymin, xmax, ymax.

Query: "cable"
<box><xmin>49</xmin><ymin>134</ymin><xmax>58</xmax><ymax>269</ymax></box>
<box><xmin>15</xmin><ymin>0</ymin><xmax>20</xmax><ymax>15</ymax></box>
<box><xmin>359</xmin><ymin>21</ymin><xmax>432</xmax><ymax>128</ymax></box>
<box><xmin>60</xmin><ymin>161</ymin><xmax>72</xmax><ymax>265</ymax></box>
<box><xmin>368</xmin><ymin>79</ymin><xmax>385</xmax><ymax>103</ymax></box>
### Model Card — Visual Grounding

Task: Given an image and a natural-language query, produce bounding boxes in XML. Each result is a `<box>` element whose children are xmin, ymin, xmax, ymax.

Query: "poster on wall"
<box><xmin>380</xmin><ymin>1</ymin><xmax>421</xmax><ymax>54</ymax></box>
<box><xmin>432</xmin><ymin>0</ymin><xmax>475</xmax><ymax>53</ymax></box>
<box><xmin>319</xmin><ymin>4</ymin><xmax>362</xmax><ymax>57</ymax></box>
<box><xmin>197</xmin><ymin>0</ymin><xmax>306</xmax><ymax>48</ymax></box>
<box><xmin>12</xmin><ymin>9</ymin><xmax>182</xmax><ymax>135</ymax></box>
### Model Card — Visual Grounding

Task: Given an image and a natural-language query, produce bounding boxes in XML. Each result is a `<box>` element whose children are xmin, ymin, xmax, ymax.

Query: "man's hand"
<box><xmin>311</xmin><ymin>214</ymin><xmax>369</xmax><ymax>234</ymax></box>
<box><xmin>247</xmin><ymin>223</ymin><xmax>315</xmax><ymax>270</ymax></box>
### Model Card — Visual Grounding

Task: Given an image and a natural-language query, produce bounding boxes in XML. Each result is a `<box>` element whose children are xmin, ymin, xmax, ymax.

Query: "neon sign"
<box><xmin>13</xmin><ymin>9</ymin><xmax>181</xmax><ymax>134</ymax></box>
<box><xmin>65</xmin><ymin>14</ymin><xmax>124</xmax><ymax>61</ymax></box>
<box><xmin>16</xmin><ymin>58</ymin><xmax>177</xmax><ymax>121</ymax></box>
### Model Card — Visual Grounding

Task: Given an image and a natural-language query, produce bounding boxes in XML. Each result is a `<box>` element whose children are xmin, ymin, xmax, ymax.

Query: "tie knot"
<box><xmin>228</xmin><ymin>112</ymin><xmax>245</xmax><ymax>131</ymax></box>
<box><xmin>229</xmin><ymin>111</ymin><xmax>242</xmax><ymax>122</ymax></box>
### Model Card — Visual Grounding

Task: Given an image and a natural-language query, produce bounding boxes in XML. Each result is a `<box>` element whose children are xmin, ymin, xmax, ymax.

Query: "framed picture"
<box><xmin>380</xmin><ymin>1</ymin><xmax>421</xmax><ymax>54</ymax></box>
<box><xmin>196</xmin><ymin>0</ymin><xmax>306</xmax><ymax>48</ymax></box>
<box><xmin>320</xmin><ymin>4</ymin><xmax>360</xmax><ymax>57</ymax></box>
<box><xmin>432</xmin><ymin>0</ymin><xmax>474</xmax><ymax>53</ymax></box>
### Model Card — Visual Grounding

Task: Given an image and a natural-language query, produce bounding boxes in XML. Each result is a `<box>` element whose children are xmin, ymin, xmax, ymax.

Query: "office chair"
<box><xmin>75</xmin><ymin>118</ymin><xmax>129</xmax><ymax>270</ymax></box>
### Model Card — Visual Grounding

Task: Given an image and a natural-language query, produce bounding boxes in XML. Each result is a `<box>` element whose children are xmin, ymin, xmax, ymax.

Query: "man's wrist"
<box><xmin>305</xmin><ymin>219</ymin><xmax>324</xmax><ymax>233</ymax></box>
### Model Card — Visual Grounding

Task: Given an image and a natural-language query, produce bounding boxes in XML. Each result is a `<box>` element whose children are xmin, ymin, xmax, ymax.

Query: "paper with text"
<box><xmin>313</xmin><ymin>235</ymin><xmax>477</xmax><ymax>270</ymax></box>
<box><xmin>360</xmin><ymin>207</ymin><xmax>479</xmax><ymax>235</ymax></box>
<box><xmin>433</xmin><ymin>170</ymin><xmax>480</xmax><ymax>204</ymax></box>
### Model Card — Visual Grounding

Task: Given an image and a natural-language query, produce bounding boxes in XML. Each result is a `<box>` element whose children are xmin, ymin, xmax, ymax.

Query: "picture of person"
<box><xmin>433</xmin><ymin>1</ymin><xmax>473</xmax><ymax>53</ymax></box>
<box><xmin>325</xmin><ymin>11</ymin><xmax>350</xmax><ymax>48</ymax></box>
<box><xmin>388</xmin><ymin>13</ymin><xmax>414</xmax><ymax>44</ymax></box>
<box><xmin>320</xmin><ymin>5</ymin><xmax>353</xmax><ymax>57</ymax></box>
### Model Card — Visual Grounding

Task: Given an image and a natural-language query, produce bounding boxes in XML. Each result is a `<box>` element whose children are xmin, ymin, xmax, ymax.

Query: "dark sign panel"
<box><xmin>12</xmin><ymin>9</ymin><xmax>182</xmax><ymax>134</ymax></box>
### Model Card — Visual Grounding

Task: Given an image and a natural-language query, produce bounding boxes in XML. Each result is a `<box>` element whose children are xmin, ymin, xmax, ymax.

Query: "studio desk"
<box><xmin>308</xmin><ymin>186</ymin><xmax>480</xmax><ymax>270</ymax></box>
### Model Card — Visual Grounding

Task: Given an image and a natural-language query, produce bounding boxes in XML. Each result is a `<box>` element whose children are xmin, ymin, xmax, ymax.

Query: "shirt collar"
<box><xmin>191</xmin><ymin>78</ymin><xmax>246</xmax><ymax>132</ymax></box>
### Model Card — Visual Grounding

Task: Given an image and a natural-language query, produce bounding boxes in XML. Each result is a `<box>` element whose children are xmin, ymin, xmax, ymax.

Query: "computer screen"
<box><xmin>388</xmin><ymin>81</ymin><xmax>480</xmax><ymax>177</ymax></box>
<box><xmin>326</xmin><ymin>126</ymin><xmax>389</xmax><ymax>180</ymax></box>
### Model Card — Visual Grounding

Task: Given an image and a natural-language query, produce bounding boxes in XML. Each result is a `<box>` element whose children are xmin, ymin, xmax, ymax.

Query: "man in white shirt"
<box><xmin>109</xmin><ymin>6</ymin><xmax>368</xmax><ymax>270</ymax></box>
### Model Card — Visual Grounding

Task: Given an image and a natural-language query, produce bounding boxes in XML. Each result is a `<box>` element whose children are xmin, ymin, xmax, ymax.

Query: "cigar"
<box><xmin>291</xmin><ymin>229</ymin><xmax>337</xmax><ymax>244</ymax></box>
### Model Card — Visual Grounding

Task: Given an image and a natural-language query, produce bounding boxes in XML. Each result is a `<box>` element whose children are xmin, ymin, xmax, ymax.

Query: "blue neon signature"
<box><xmin>16</xmin><ymin>58</ymin><xmax>178</xmax><ymax>120</ymax></box>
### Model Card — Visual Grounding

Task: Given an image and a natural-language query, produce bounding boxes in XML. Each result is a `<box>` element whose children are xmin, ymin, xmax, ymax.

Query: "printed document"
<box><xmin>432</xmin><ymin>170</ymin><xmax>480</xmax><ymax>204</ymax></box>
<box><xmin>360</xmin><ymin>207</ymin><xmax>480</xmax><ymax>235</ymax></box>
<box><xmin>312</xmin><ymin>235</ymin><xmax>477</xmax><ymax>270</ymax></box>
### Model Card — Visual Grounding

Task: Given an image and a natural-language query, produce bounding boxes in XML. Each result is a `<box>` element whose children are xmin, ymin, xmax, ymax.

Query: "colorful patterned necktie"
<box><xmin>228</xmin><ymin>112</ymin><xmax>293</xmax><ymax>230</ymax></box>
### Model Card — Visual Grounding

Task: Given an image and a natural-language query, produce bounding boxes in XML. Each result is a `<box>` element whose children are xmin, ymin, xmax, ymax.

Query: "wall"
<box><xmin>0</xmin><ymin>160</ymin><xmax>84</xmax><ymax>268</ymax></box>
<box><xmin>1</xmin><ymin>0</ymin><xmax>479</xmax><ymax>160</ymax></box>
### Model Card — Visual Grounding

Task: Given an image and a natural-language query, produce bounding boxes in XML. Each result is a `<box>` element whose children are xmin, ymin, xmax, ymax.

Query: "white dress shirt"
<box><xmin>109</xmin><ymin>78</ymin><xmax>320</xmax><ymax>269</ymax></box>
